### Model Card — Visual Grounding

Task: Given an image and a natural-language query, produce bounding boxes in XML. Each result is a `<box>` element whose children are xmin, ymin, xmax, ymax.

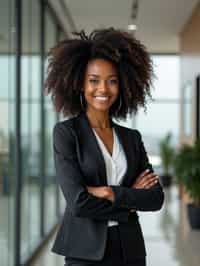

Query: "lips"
<box><xmin>94</xmin><ymin>96</ymin><xmax>110</xmax><ymax>101</ymax></box>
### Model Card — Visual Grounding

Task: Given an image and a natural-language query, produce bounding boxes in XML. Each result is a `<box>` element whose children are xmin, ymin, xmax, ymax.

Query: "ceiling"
<box><xmin>62</xmin><ymin>0</ymin><xmax>199</xmax><ymax>53</ymax></box>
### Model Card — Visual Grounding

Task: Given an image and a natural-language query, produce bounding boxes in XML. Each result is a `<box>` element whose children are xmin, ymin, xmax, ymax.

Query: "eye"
<box><xmin>108</xmin><ymin>79</ymin><xmax>118</xmax><ymax>85</ymax></box>
<box><xmin>89</xmin><ymin>79</ymin><xmax>99</xmax><ymax>84</ymax></box>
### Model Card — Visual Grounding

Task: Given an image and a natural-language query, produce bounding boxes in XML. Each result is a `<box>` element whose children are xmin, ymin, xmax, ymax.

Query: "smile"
<box><xmin>94</xmin><ymin>96</ymin><xmax>110</xmax><ymax>101</ymax></box>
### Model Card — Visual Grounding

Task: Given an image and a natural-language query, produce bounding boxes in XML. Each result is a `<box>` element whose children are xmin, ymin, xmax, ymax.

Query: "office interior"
<box><xmin>0</xmin><ymin>0</ymin><xmax>200</xmax><ymax>265</ymax></box>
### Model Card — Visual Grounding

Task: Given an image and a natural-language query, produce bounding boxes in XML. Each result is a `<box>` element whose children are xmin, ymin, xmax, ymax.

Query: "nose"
<box><xmin>99</xmin><ymin>80</ymin><xmax>109</xmax><ymax>91</ymax></box>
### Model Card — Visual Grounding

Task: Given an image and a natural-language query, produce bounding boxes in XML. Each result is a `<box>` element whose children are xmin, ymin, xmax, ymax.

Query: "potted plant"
<box><xmin>173</xmin><ymin>139</ymin><xmax>200</xmax><ymax>229</ymax></box>
<box><xmin>159</xmin><ymin>132</ymin><xmax>175</xmax><ymax>187</ymax></box>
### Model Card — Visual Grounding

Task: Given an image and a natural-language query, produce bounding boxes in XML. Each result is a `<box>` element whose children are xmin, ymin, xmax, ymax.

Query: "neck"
<box><xmin>86</xmin><ymin>109</ymin><xmax>111</xmax><ymax>129</ymax></box>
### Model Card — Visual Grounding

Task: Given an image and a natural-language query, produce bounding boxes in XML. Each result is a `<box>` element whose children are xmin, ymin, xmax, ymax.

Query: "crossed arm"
<box><xmin>87</xmin><ymin>168</ymin><xmax>159</xmax><ymax>202</ymax></box>
<box><xmin>53</xmin><ymin>124</ymin><xmax>164</xmax><ymax>223</ymax></box>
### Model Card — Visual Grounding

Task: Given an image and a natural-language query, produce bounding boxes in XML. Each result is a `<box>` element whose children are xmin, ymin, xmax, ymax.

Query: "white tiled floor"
<box><xmin>140</xmin><ymin>186</ymin><xmax>200</xmax><ymax>266</ymax></box>
<box><xmin>31</xmin><ymin>185</ymin><xmax>200</xmax><ymax>266</ymax></box>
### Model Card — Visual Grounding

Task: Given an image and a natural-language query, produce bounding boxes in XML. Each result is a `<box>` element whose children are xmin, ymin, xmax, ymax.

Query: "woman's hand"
<box><xmin>132</xmin><ymin>169</ymin><xmax>159</xmax><ymax>189</ymax></box>
<box><xmin>86</xmin><ymin>169</ymin><xmax>159</xmax><ymax>202</ymax></box>
<box><xmin>86</xmin><ymin>186</ymin><xmax>115</xmax><ymax>202</ymax></box>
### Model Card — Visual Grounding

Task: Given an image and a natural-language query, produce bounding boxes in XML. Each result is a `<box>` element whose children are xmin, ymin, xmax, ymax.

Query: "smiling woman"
<box><xmin>45</xmin><ymin>28</ymin><xmax>154</xmax><ymax>120</ymax></box>
<box><xmin>45</xmin><ymin>28</ymin><xmax>164</xmax><ymax>266</ymax></box>
<box><xmin>82</xmin><ymin>58</ymin><xmax>119</xmax><ymax>115</ymax></box>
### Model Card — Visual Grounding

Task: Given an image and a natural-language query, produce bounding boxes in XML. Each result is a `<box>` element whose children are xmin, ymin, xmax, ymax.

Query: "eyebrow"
<box><xmin>87</xmin><ymin>74</ymin><xmax>118</xmax><ymax>78</ymax></box>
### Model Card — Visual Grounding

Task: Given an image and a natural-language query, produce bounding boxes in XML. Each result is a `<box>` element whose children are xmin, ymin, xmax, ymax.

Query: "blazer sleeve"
<box><xmin>53</xmin><ymin>122</ymin><xmax>130</xmax><ymax>222</ymax></box>
<box><xmin>111</xmin><ymin>129</ymin><xmax>164</xmax><ymax>211</ymax></box>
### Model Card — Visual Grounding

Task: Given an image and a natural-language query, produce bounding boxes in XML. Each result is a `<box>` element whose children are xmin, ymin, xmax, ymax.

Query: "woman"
<box><xmin>45</xmin><ymin>28</ymin><xmax>164</xmax><ymax>266</ymax></box>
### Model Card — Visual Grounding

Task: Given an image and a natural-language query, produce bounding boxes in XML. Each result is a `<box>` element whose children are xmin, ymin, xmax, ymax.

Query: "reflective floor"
<box><xmin>30</xmin><ymin>186</ymin><xmax>200</xmax><ymax>266</ymax></box>
<box><xmin>140</xmin><ymin>186</ymin><xmax>200</xmax><ymax>266</ymax></box>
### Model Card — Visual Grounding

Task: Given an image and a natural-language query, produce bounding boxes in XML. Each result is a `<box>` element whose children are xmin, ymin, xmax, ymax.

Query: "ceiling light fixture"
<box><xmin>128</xmin><ymin>0</ymin><xmax>139</xmax><ymax>31</ymax></box>
<box><xmin>128</xmin><ymin>24</ymin><xmax>137</xmax><ymax>31</ymax></box>
<box><xmin>131</xmin><ymin>0</ymin><xmax>139</xmax><ymax>20</ymax></box>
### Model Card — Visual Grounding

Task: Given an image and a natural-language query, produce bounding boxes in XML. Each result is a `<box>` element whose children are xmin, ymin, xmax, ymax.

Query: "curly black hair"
<box><xmin>45</xmin><ymin>27</ymin><xmax>154</xmax><ymax>119</ymax></box>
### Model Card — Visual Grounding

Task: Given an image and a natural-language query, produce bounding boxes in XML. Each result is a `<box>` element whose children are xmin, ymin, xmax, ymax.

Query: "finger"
<box><xmin>143</xmin><ymin>177</ymin><xmax>159</xmax><ymax>188</ymax></box>
<box><xmin>145</xmin><ymin>175</ymin><xmax>159</xmax><ymax>184</ymax></box>
<box><xmin>141</xmin><ymin>175</ymin><xmax>159</xmax><ymax>187</ymax></box>
<box><xmin>133</xmin><ymin>172</ymin><xmax>158</xmax><ymax>188</ymax></box>
<box><xmin>134</xmin><ymin>170</ymin><xmax>151</xmax><ymax>185</ymax></box>
<box><xmin>133</xmin><ymin>177</ymin><xmax>157</xmax><ymax>189</ymax></box>
<box><xmin>145</xmin><ymin>173</ymin><xmax>158</xmax><ymax>179</ymax></box>
<box><xmin>138</xmin><ymin>169</ymin><xmax>151</xmax><ymax>179</ymax></box>
<box><xmin>145</xmin><ymin>179</ymin><xmax>159</xmax><ymax>189</ymax></box>
<box><xmin>139</xmin><ymin>173</ymin><xmax>158</xmax><ymax>186</ymax></box>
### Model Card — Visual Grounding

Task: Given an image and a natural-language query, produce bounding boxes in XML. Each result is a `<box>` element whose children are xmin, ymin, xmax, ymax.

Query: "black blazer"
<box><xmin>51</xmin><ymin>112</ymin><xmax>164</xmax><ymax>261</ymax></box>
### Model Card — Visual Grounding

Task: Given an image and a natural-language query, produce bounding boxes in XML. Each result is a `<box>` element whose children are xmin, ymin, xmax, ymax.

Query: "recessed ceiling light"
<box><xmin>128</xmin><ymin>24</ymin><xmax>137</xmax><ymax>31</ymax></box>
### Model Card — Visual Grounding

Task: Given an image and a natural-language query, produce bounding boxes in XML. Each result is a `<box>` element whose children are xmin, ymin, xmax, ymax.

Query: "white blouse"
<box><xmin>92</xmin><ymin>127</ymin><xmax>127</xmax><ymax>226</ymax></box>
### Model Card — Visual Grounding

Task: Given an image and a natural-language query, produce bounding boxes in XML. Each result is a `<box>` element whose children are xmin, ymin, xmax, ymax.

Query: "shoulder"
<box><xmin>113</xmin><ymin>122</ymin><xmax>142</xmax><ymax>139</ymax></box>
<box><xmin>53</xmin><ymin>115</ymin><xmax>79</xmax><ymax>131</ymax></box>
<box><xmin>53</xmin><ymin>115</ymin><xmax>80</xmax><ymax>143</ymax></box>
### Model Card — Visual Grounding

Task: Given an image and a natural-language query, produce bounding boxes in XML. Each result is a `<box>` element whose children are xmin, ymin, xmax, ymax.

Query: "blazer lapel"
<box><xmin>76</xmin><ymin>112</ymin><xmax>136</xmax><ymax>187</ymax></box>
<box><xmin>112</xmin><ymin>122</ymin><xmax>134</xmax><ymax>186</ymax></box>
<box><xmin>77</xmin><ymin>112</ymin><xmax>108</xmax><ymax>185</ymax></box>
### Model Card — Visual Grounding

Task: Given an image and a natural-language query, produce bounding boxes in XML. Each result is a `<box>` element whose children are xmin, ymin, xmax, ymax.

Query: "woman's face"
<box><xmin>83</xmin><ymin>58</ymin><xmax>119</xmax><ymax>114</ymax></box>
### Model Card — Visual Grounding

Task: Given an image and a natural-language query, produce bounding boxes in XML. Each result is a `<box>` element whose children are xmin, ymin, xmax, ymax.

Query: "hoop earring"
<box><xmin>116</xmin><ymin>95</ymin><xmax>122</xmax><ymax>113</ymax></box>
<box><xmin>80</xmin><ymin>92</ymin><xmax>85</xmax><ymax>110</ymax></box>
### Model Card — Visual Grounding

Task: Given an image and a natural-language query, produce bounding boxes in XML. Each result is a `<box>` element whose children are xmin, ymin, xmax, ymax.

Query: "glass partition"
<box><xmin>136</xmin><ymin>55</ymin><xmax>180</xmax><ymax>170</ymax></box>
<box><xmin>44</xmin><ymin>8</ymin><xmax>57</xmax><ymax>233</ymax></box>
<box><xmin>20</xmin><ymin>0</ymin><xmax>42</xmax><ymax>261</ymax></box>
<box><xmin>0</xmin><ymin>1</ymin><xmax>16</xmax><ymax>266</ymax></box>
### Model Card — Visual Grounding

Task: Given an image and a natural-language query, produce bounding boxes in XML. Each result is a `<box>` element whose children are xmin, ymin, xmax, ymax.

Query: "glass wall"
<box><xmin>20</xmin><ymin>0</ymin><xmax>42</xmax><ymax>261</ymax></box>
<box><xmin>0</xmin><ymin>0</ymin><xmax>67</xmax><ymax>265</ymax></box>
<box><xmin>136</xmin><ymin>55</ymin><xmax>180</xmax><ymax>168</ymax></box>
<box><xmin>0</xmin><ymin>1</ymin><xmax>16</xmax><ymax>266</ymax></box>
<box><xmin>56</xmin><ymin>31</ymin><xmax>67</xmax><ymax>215</ymax></box>
<box><xmin>44</xmin><ymin>9</ymin><xmax>58</xmax><ymax>233</ymax></box>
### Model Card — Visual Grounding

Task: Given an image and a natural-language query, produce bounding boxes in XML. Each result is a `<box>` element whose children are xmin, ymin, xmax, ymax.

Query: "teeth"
<box><xmin>94</xmin><ymin>96</ymin><xmax>109</xmax><ymax>101</ymax></box>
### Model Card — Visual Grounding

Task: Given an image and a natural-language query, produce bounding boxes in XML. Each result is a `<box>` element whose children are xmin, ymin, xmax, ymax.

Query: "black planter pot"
<box><xmin>159</xmin><ymin>174</ymin><xmax>172</xmax><ymax>187</ymax></box>
<box><xmin>187</xmin><ymin>204</ymin><xmax>200</xmax><ymax>229</ymax></box>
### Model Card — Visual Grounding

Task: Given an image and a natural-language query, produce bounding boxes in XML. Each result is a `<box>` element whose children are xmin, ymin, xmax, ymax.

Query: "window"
<box><xmin>136</xmin><ymin>55</ymin><xmax>180</xmax><ymax>168</ymax></box>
